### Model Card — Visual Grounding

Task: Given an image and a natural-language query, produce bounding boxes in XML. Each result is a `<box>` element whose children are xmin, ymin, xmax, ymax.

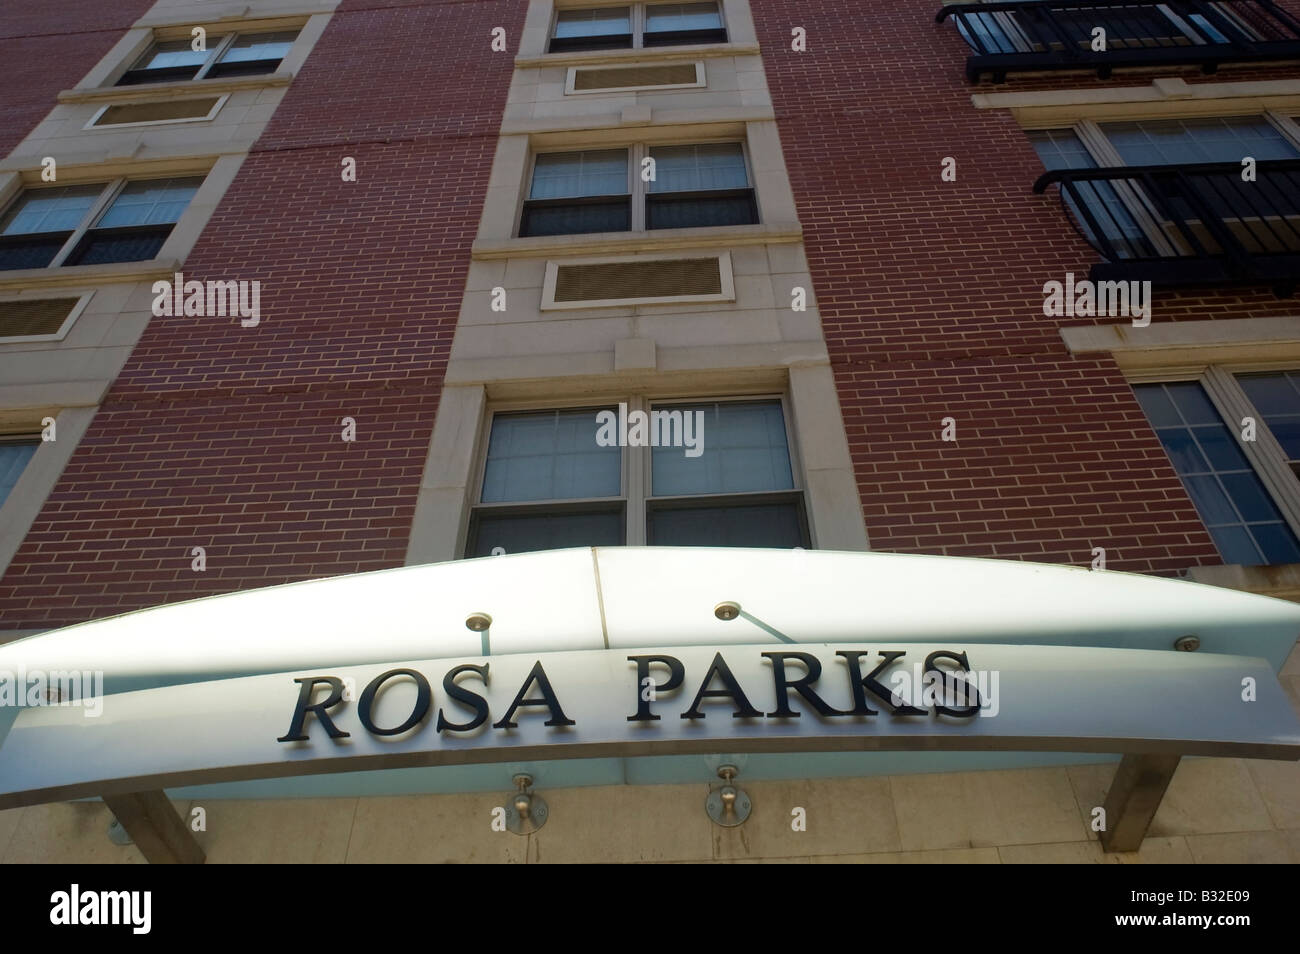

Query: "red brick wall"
<box><xmin>750</xmin><ymin>0</ymin><xmax>1300</xmax><ymax>571</ymax></box>
<box><xmin>0</xmin><ymin>1</ymin><xmax>154</xmax><ymax>156</ymax></box>
<box><xmin>0</xmin><ymin>0</ymin><xmax>526</xmax><ymax>629</ymax></box>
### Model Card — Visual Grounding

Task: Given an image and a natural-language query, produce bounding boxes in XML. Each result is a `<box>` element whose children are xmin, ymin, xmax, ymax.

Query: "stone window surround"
<box><xmin>973</xmin><ymin>76</ymin><xmax>1300</xmax><ymax>128</ymax></box>
<box><xmin>0</xmin><ymin>404</ymin><xmax>97</xmax><ymax>584</ymax></box>
<box><xmin>464</xmin><ymin>390</ymin><xmax>806</xmax><ymax>553</ymax></box>
<box><xmin>477</xmin><ymin>119</ymin><xmax>799</xmax><ymax>248</ymax></box>
<box><xmin>72</xmin><ymin>11</ymin><xmax>334</xmax><ymax>93</ymax></box>
<box><xmin>83</xmin><ymin>94</ymin><xmax>231</xmax><ymax>131</ymax></box>
<box><xmin>1064</xmin><ymin>318</ymin><xmax>1300</xmax><ymax>595</ymax></box>
<box><xmin>0</xmin><ymin>153</ymin><xmax>246</xmax><ymax>294</ymax></box>
<box><xmin>405</xmin><ymin>364</ymin><xmax>871</xmax><ymax>565</ymax></box>
<box><xmin>521</xmin><ymin>136</ymin><xmax>758</xmax><ymax>236</ymax></box>
<box><xmin>518</xmin><ymin>0</ymin><xmax>759</xmax><ymax>63</ymax></box>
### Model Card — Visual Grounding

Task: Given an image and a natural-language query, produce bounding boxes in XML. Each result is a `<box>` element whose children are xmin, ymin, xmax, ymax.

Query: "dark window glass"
<box><xmin>644</xmin><ymin>2</ymin><xmax>726</xmax><ymax>46</ymax></box>
<box><xmin>521</xmin><ymin>150</ymin><xmax>630</xmax><ymax>237</ymax></box>
<box><xmin>206</xmin><ymin>31</ymin><xmax>297</xmax><ymax>78</ymax></box>
<box><xmin>116</xmin><ymin>39</ymin><xmax>215</xmax><ymax>85</ymax></box>
<box><xmin>65</xmin><ymin>177</ymin><xmax>200</xmax><ymax>266</ymax></box>
<box><xmin>1239</xmin><ymin>371</ymin><xmax>1300</xmax><ymax>460</ymax></box>
<box><xmin>549</xmin><ymin>7</ymin><xmax>633</xmax><ymax>51</ymax></box>
<box><xmin>0</xmin><ymin>439</ymin><xmax>39</xmax><ymax>508</ymax></box>
<box><xmin>0</xmin><ymin>185</ymin><xmax>101</xmax><ymax>271</ymax></box>
<box><xmin>1135</xmin><ymin>381</ymin><xmax>1300</xmax><ymax>565</ymax></box>
<box><xmin>646</xmin><ymin>143</ymin><xmax>756</xmax><ymax>230</ymax></box>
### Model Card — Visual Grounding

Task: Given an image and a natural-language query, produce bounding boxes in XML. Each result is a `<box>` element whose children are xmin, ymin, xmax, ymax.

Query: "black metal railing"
<box><xmin>937</xmin><ymin>0</ymin><xmax>1300</xmax><ymax>81</ymax></box>
<box><xmin>1033</xmin><ymin>158</ymin><xmax>1300</xmax><ymax>294</ymax></box>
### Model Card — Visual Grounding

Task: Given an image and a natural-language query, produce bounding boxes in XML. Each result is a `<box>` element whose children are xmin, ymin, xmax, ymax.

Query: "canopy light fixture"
<box><xmin>504</xmin><ymin>773</ymin><xmax>547</xmax><ymax>835</ymax></box>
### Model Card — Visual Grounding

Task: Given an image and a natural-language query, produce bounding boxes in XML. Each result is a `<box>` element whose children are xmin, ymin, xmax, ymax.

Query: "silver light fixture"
<box><xmin>503</xmin><ymin>773</ymin><xmax>547</xmax><ymax>834</ymax></box>
<box><xmin>705</xmin><ymin>764</ymin><xmax>751</xmax><ymax>827</ymax></box>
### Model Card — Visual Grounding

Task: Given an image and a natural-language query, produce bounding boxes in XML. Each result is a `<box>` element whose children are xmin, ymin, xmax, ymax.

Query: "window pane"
<box><xmin>1207</xmin><ymin>524</ymin><xmax>1262</xmax><ymax>565</ymax></box>
<box><xmin>649</xmin><ymin>501</ymin><xmax>803</xmax><ymax>548</ymax></box>
<box><xmin>481</xmin><ymin>409</ymin><xmax>620</xmax><ymax>503</ymax></box>
<box><xmin>0</xmin><ymin>441</ymin><xmax>38</xmax><ymax>507</ymax></box>
<box><xmin>649</xmin><ymin>143</ymin><xmax>748</xmax><ymax>193</ymax></box>
<box><xmin>1251</xmin><ymin>522</ymin><xmax>1300</xmax><ymax>564</ymax></box>
<box><xmin>133</xmin><ymin>39</ymin><xmax>212</xmax><ymax>72</ymax></box>
<box><xmin>554</xmin><ymin>7</ymin><xmax>631</xmax><ymax>38</ymax></box>
<box><xmin>1101</xmin><ymin>117</ymin><xmax>1300</xmax><ymax>166</ymax></box>
<box><xmin>94</xmin><ymin>178</ymin><xmax>202</xmax><ymax>229</ymax></box>
<box><xmin>530</xmin><ymin>150</ymin><xmax>628</xmax><ymax>200</ymax></box>
<box><xmin>651</xmin><ymin>401</ymin><xmax>793</xmax><ymax>497</ymax></box>
<box><xmin>216</xmin><ymin>31</ymin><xmax>296</xmax><ymax>65</ymax></box>
<box><xmin>646</xmin><ymin>2</ymin><xmax>723</xmax><ymax>33</ymax></box>
<box><xmin>1135</xmin><ymin>382</ymin><xmax>1300</xmax><ymax>566</ymax></box>
<box><xmin>1239</xmin><ymin>371</ymin><xmax>1300</xmax><ymax>460</ymax></box>
<box><xmin>1026</xmin><ymin>129</ymin><xmax>1097</xmax><ymax>172</ymax></box>
<box><xmin>0</xmin><ymin>186</ymin><xmax>101</xmax><ymax>236</ymax></box>
<box><xmin>520</xmin><ymin>200</ymin><xmax>630</xmax><ymax>237</ymax></box>
<box><xmin>469</xmin><ymin>509</ymin><xmax>622</xmax><ymax>557</ymax></box>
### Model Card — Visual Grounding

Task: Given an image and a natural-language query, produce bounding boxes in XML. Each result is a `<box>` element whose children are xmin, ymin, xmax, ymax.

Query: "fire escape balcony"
<box><xmin>937</xmin><ymin>0</ymin><xmax>1300</xmax><ymax>82</ymax></box>
<box><xmin>1032</xmin><ymin>158</ymin><xmax>1300</xmax><ymax>296</ymax></box>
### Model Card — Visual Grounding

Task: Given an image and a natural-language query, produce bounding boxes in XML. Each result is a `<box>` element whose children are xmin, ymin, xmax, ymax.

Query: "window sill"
<box><xmin>472</xmin><ymin>221</ymin><xmax>801</xmax><ymax>260</ymax></box>
<box><xmin>1182</xmin><ymin>562</ymin><xmax>1300</xmax><ymax>603</ymax></box>
<box><xmin>58</xmin><ymin>72</ymin><xmax>293</xmax><ymax>106</ymax></box>
<box><xmin>0</xmin><ymin>259</ymin><xmax>182</xmax><ymax>293</ymax></box>
<box><xmin>516</xmin><ymin>42</ymin><xmax>757</xmax><ymax>70</ymax></box>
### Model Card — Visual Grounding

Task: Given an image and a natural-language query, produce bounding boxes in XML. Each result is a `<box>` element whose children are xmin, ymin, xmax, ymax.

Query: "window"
<box><xmin>520</xmin><ymin>141</ymin><xmax>756</xmax><ymax>237</ymax></box>
<box><xmin>116</xmin><ymin>30</ymin><xmax>298</xmax><ymax>85</ymax></box>
<box><xmin>465</xmin><ymin>398</ymin><xmax>808</xmax><ymax>557</ymax></box>
<box><xmin>0</xmin><ymin>177</ymin><xmax>202</xmax><ymax>271</ymax></box>
<box><xmin>1028</xmin><ymin>115</ymin><xmax>1300</xmax><ymax>261</ymax></box>
<box><xmin>548</xmin><ymin>3</ymin><xmax>725</xmax><ymax>53</ymax></box>
<box><xmin>1238</xmin><ymin>372</ymin><xmax>1300</xmax><ymax>475</ymax></box>
<box><xmin>1134</xmin><ymin>380</ymin><xmax>1300</xmax><ymax>565</ymax></box>
<box><xmin>0</xmin><ymin>437</ymin><xmax>39</xmax><ymax>509</ymax></box>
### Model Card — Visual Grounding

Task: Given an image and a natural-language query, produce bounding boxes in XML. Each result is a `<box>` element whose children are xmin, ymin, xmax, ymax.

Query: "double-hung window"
<box><xmin>1134</xmin><ymin>375</ymin><xmax>1300</xmax><ymax>566</ymax></box>
<box><xmin>465</xmin><ymin>398</ymin><xmax>808</xmax><ymax>556</ymax></box>
<box><xmin>519</xmin><ymin>141</ymin><xmax>757</xmax><ymax>236</ymax></box>
<box><xmin>116</xmin><ymin>31</ymin><xmax>299</xmax><ymax>86</ymax></box>
<box><xmin>549</xmin><ymin>3</ymin><xmax>726</xmax><ymax>53</ymax></box>
<box><xmin>0</xmin><ymin>177</ymin><xmax>202</xmax><ymax>271</ymax></box>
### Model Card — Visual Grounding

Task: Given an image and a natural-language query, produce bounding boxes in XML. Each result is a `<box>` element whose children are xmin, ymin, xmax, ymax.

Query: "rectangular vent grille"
<box><xmin>572</xmin><ymin>63</ymin><xmax>699</xmax><ymax>91</ymax></box>
<box><xmin>94</xmin><ymin>97</ymin><xmax>221</xmax><ymax>126</ymax></box>
<box><xmin>0</xmin><ymin>298</ymin><xmax>79</xmax><ymax>338</ymax></box>
<box><xmin>553</xmin><ymin>258</ymin><xmax>722</xmax><ymax>304</ymax></box>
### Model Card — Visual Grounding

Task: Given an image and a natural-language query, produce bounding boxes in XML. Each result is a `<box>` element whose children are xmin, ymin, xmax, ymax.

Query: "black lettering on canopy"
<box><xmin>627</xmin><ymin>654</ymin><xmax>685</xmax><ymax>722</ymax></box>
<box><xmin>762</xmin><ymin>651</ymin><xmax>848</xmax><ymax>718</ymax></box>
<box><xmin>492</xmin><ymin>661</ymin><xmax>576</xmax><ymax>728</ymax></box>
<box><xmin>924</xmin><ymin>650</ymin><xmax>981</xmax><ymax>717</ymax></box>
<box><xmin>358</xmin><ymin>668</ymin><xmax>431</xmax><ymax>736</ymax></box>
<box><xmin>437</xmin><ymin>663</ymin><xmax>491</xmax><ymax>733</ymax></box>
<box><xmin>836</xmin><ymin>651</ymin><xmax>925</xmax><ymax>716</ymax></box>
<box><xmin>278</xmin><ymin>676</ymin><xmax>351</xmax><ymax>742</ymax></box>
<box><xmin>682</xmin><ymin>652</ymin><xmax>761</xmax><ymax>720</ymax></box>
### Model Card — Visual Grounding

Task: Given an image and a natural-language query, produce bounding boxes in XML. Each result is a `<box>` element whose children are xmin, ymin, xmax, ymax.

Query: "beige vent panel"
<box><xmin>0</xmin><ymin>299</ymin><xmax>78</xmax><ymax>338</ymax></box>
<box><xmin>94</xmin><ymin>97</ymin><xmax>221</xmax><ymax>126</ymax></box>
<box><xmin>554</xmin><ymin>258</ymin><xmax>722</xmax><ymax>303</ymax></box>
<box><xmin>572</xmin><ymin>63</ymin><xmax>699</xmax><ymax>91</ymax></box>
